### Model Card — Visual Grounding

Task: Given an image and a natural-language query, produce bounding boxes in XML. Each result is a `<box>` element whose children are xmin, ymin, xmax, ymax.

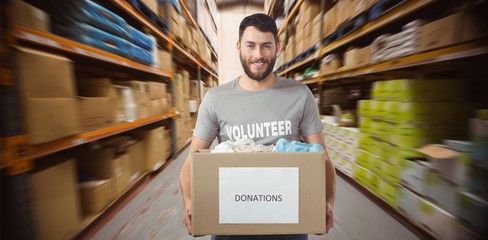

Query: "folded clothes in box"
<box><xmin>57</xmin><ymin>23</ymin><xmax>130</xmax><ymax>59</ymax></box>
<box><xmin>127</xmin><ymin>25</ymin><xmax>154</xmax><ymax>51</ymax></box>
<box><xmin>129</xmin><ymin>42</ymin><xmax>154</xmax><ymax>66</ymax></box>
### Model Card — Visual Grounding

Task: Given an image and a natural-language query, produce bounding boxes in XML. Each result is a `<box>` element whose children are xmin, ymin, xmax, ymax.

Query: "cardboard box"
<box><xmin>400</xmin><ymin>159</ymin><xmax>430</xmax><ymax>196</ymax></box>
<box><xmin>79</xmin><ymin>179</ymin><xmax>114</xmax><ymax>215</ymax></box>
<box><xmin>158</xmin><ymin>49</ymin><xmax>173</xmax><ymax>73</ymax></box>
<box><xmin>24</xmin><ymin>98</ymin><xmax>81</xmax><ymax>144</ymax></box>
<box><xmin>344</xmin><ymin>46</ymin><xmax>371</xmax><ymax>69</ymax></box>
<box><xmin>323</xmin><ymin>5</ymin><xmax>337</xmax><ymax>37</ymax></box>
<box><xmin>191</xmin><ymin>151</ymin><xmax>326</xmax><ymax>235</ymax></box>
<box><xmin>29</xmin><ymin>159</ymin><xmax>81</xmax><ymax>240</ymax></box>
<box><xmin>77</xmin><ymin>78</ymin><xmax>116</xmax><ymax>98</ymax></box>
<box><xmin>127</xmin><ymin>140</ymin><xmax>146</xmax><ymax>176</ymax></box>
<box><xmin>398</xmin><ymin>186</ymin><xmax>422</xmax><ymax>223</ymax></box>
<box><xmin>378</xmin><ymin>178</ymin><xmax>399</xmax><ymax>208</ymax></box>
<box><xmin>459</xmin><ymin>191</ymin><xmax>488</xmax><ymax>236</ymax></box>
<box><xmin>426</xmin><ymin>171</ymin><xmax>460</xmax><ymax>216</ymax></box>
<box><xmin>417</xmin><ymin>144</ymin><xmax>470</xmax><ymax>185</ymax></box>
<box><xmin>78</xmin><ymin>97</ymin><xmax>115</xmax><ymax>131</ymax></box>
<box><xmin>418</xmin><ymin>198</ymin><xmax>480</xmax><ymax>240</ymax></box>
<box><xmin>147</xmin><ymin>82</ymin><xmax>166</xmax><ymax>99</ymax></box>
<box><xmin>149</xmin><ymin>99</ymin><xmax>163</xmax><ymax>116</ymax></box>
<box><xmin>137</xmin><ymin>126</ymin><xmax>170</xmax><ymax>171</ymax></box>
<box><xmin>114</xmin><ymin>85</ymin><xmax>137</xmax><ymax>122</ymax></box>
<box><xmin>12</xmin><ymin>0</ymin><xmax>50</xmax><ymax>32</ymax></box>
<box><xmin>356</xmin><ymin>46</ymin><xmax>371</xmax><ymax>67</ymax></box>
<box><xmin>77</xmin><ymin>148</ymin><xmax>131</xmax><ymax>196</ymax></box>
<box><xmin>141</xmin><ymin>0</ymin><xmax>158</xmax><ymax>14</ymax></box>
<box><xmin>470</xmin><ymin>118</ymin><xmax>488</xmax><ymax>163</ymax></box>
<box><xmin>15</xmin><ymin>47</ymin><xmax>75</xmax><ymax>98</ymax></box>
<box><xmin>418</xmin><ymin>12</ymin><xmax>464</xmax><ymax>52</ymax></box>
<box><xmin>189</xmin><ymin>80</ymin><xmax>200</xmax><ymax>100</ymax></box>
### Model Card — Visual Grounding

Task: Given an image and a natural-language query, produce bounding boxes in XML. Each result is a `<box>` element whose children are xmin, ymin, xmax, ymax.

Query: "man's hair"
<box><xmin>239</xmin><ymin>13</ymin><xmax>278</xmax><ymax>43</ymax></box>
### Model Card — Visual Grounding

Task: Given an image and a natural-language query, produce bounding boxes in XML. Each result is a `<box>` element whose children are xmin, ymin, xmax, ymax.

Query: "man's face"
<box><xmin>238</xmin><ymin>26</ymin><xmax>279</xmax><ymax>81</ymax></box>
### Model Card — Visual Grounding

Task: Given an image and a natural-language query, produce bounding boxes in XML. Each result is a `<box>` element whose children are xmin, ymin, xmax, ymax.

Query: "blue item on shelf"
<box><xmin>275</xmin><ymin>138</ymin><xmax>323</xmax><ymax>153</ymax></box>
<box><xmin>128</xmin><ymin>0</ymin><xmax>169</xmax><ymax>33</ymax></box>
<box><xmin>68</xmin><ymin>23</ymin><xmax>131</xmax><ymax>59</ymax></box>
<box><xmin>127</xmin><ymin>25</ymin><xmax>155</xmax><ymax>51</ymax></box>
<box><xmin>75</xmin><ymin>0</ymin><xmax>129</xmax><ymax>39</ymax></box>
<box><xmin>129</xmin><ymin>42</ymin><xmax>154</xmax><ymax>66</ymax></box>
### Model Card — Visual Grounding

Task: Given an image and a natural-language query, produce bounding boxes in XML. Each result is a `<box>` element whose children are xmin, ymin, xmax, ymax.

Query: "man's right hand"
<box><xmin>184</xmin><ymin>202</ymin><xmax>192</xmax><ymax>235</ymax></box>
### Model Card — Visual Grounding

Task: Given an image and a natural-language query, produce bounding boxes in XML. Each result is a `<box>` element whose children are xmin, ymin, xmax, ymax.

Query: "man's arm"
<box><xmin>180</xmin><ymin>136</ymin><xmax>213</xmax><ymax>235</ymax></box>
<box><xmin>303</xmin><ymin>132</ymin><xmax>336</xmax><ymax>232</ymax></box>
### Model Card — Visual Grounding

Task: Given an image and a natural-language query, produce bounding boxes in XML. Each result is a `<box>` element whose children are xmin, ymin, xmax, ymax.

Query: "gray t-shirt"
<box><xmin>193</xmin><ymin>76</ymin><xmax>323</xmax><ymax>145</ymax></box>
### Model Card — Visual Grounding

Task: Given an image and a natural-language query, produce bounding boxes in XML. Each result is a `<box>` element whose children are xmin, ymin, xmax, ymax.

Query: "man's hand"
<box><xmin>184</xmin><ymin>202</ymin><xmax>192</xmax><ymax>235</ymax></box>
<box><xmin>326</xmin><ymin>202</ymin><xmax>334</xmax><ymax>233</ymax></box>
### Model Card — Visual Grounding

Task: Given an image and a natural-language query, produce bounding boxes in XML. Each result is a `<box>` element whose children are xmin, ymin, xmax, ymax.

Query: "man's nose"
<box><xmin>253</xmin><ymin>47</ymin><xmax>264</xmax><ymax>58</ymax></box>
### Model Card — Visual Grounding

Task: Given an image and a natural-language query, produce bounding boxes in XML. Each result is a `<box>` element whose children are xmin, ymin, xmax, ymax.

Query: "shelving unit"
<box><xmin>277</xmin><ymin>0</ymin><xmax>304</xmax><ymax>36</ymax></box>
<box><xmin>313</xmin><ymin>40</ymin><xmax>488</xmax><ymax>83</ymax></box>
<box><xmin>11</xmin><ymin>24</ymin><xmax>172</xmax><ymax>78</ymax></box>
<box><xmin>30</xmin><ymin>113</ymin><xmax>175</xmax><ymax>159</ymax></box>
<box><xmin>272</xmin><ymin>0</ymin><xmax>488</xmax><ymax>239</ymax></box>
<box><xmin>1</xmin><ymin>0</ymin><xmax>219</xmax><ymax>239</ymax></box>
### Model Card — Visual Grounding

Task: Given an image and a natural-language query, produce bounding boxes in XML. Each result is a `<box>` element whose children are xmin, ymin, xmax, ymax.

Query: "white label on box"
<box><xmin>219</xmin><ymin>167</ymin><xmax>299</xmax><ymax>224</ymax></box>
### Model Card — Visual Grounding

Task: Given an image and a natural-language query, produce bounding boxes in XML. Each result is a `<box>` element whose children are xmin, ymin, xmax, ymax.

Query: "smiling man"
<box><xmin>179</xmin><ymin>13</ymin><xmax>336</xmax><ymax>240</ymax></box>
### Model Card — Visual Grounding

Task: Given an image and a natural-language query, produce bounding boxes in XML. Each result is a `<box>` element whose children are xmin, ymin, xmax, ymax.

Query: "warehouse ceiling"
<box><xmin>215</xmin><ymin>0</ymin><xmax>265</xmax><ymax>10</ymax></box>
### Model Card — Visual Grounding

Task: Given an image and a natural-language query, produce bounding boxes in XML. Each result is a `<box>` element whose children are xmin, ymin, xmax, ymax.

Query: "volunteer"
<box><xmin>180</xmin><ymin>13</ymin><xmax>336</xmax><ymax>240</ymax></box>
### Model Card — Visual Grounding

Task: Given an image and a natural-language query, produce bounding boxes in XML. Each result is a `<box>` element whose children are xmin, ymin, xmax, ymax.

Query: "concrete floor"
<box><xmin>87</xmin><ymin>145</ymin><xmax>420</xmax><ymax>240</ymax></box>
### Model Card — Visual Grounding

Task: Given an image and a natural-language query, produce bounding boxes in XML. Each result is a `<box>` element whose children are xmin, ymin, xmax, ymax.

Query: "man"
<box><xmin>180</xmin><ymin>13</ymin><xmax>335</xmax><ymax>240</ymax></box>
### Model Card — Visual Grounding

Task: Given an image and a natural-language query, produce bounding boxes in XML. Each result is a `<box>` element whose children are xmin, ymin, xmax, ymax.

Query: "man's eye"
<box><xmin>264</xmin><ymin>45</ymin><xmax>271</xmax><ymax>49</ymax></box>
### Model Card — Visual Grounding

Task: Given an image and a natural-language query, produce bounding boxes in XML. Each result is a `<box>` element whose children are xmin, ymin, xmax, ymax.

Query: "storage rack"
<box><xmin>269</xmin><ymin>0</ymin><xmax>488</xmax><ymax>239</ymax></box>
<box><xmin>0</xmin><ymin>0</ymin><xmax>219</xmax><ymax>239</ymax></box>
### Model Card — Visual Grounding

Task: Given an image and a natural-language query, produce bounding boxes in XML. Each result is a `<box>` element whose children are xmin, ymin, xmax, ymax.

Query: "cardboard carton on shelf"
<box><xmin>12</xmin><ymin>0</ymin><xmax>50</xmax><ymax>32</ymax></box>
<box><xmin>24</xmin><ymin>98</ymin><xmax>81</xmax><ymax>144</ymax></box>
<box><xmin>191</xmin><ymin>151</ymin><xmax>326</xmax><ymax>236</ymax></box>
<box><xmin>15</xmin><ymin>46</ymin><xmax>76</xmax><ymax>98</ymax></box>
<box><xmin>78</xmin><ymin>97</ymin><xmax>115</xmax><ymax>132</ymax></box>
<box><xmin>79</xmin><ymin>178</ymin><xmax>115</xmax><ymax>216</ymax></box>
<box><xmin>29</xmin><ymin>159</ymin><xmax>81</xmax><ymax>240</ymax></box>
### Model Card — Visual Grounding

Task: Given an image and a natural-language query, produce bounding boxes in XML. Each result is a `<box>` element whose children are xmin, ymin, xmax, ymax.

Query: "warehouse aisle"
<box><xmin>88</xmin><ymin>145</ymin><xmax>420</xmax><ymax>240</ymax></box>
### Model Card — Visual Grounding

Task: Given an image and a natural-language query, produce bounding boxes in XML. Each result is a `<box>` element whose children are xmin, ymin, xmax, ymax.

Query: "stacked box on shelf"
<box><xmin>117</xmin><ymin>81</ymin><xmax>149</xmax><ymax>120</ymax></box>
<box><xmin>323</xmin><ymin>120</ymin><xmax>360</xmax><ymax>177</ymax></box>
<box><xmin>29</xmin><ymin>158</ymin><xmax>81</xmax><ymax>240</ymax></box>
<box><xmin>12</xmin><ymin>0</ymin><xmax>51</xmax><ymax>32</ymax></box>
<box><xmin>77</xmin><ymin>77</ymin><xmax>138</xmax><ymax>125</ymax></box>
<box><xmin>15</xmin><ymin>47</ymin><xmax>81</xmax><ymax>144</ymax></box>
<box><xmin>401</xmin><ymin>141</ymin><xmax>487</xmax><ymax>239</ymax></box>
<box><xmin>372</xmin><ymin>20</ymin><xmax>421</xmax><ymax>63</ymax></box>
<box><xmin>173</xmin><ymin>72</ymin><xmax>193</xmax><ymax>149</ymax></box>
<box><xmin>460</xmin><ymin>110</ymin><xmax>488</xmax><ymax>236</ymax></box>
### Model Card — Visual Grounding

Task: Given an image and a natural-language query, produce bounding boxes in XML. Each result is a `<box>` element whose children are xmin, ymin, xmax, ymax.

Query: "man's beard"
<box><xmin>240</xmin><ymin>54</ymin><xmax>276</xmax><ymax>81</ymax></box>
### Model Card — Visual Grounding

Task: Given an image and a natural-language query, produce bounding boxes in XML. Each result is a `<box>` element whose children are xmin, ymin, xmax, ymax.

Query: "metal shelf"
<box><xmin>110</xmin><ymin>0</ymin><xmax>217</xmax><ymax>78</ymax></box>
<box><xmin>312</xmin><ymin>41</ymin><xmax>488</xmax><ymax>84</ymax></box>
<box><xmin>277</xmin><ymin>0</ymin><xmax>436</xmax><ymax>75</ymax></box>
<box><xmin>29</xmin><ymin>112</ymin><xmax>175</xmax><ymax>159</ymax></box>
<box><xmin>267</xmin><ymin>0</ymin><xmax>277</xmax><ymax>15</ymax></box>
<box><xmin>111</xmin><ymin>0</ymin><xmax>171</xmax><ymax>43</ymax></box>
<box><xmin>278</xmin><ymin>50</ymin><xmax>320</xmax><ymax>75</ymax></box>
<box><xmin>320</xmin><ymin>0</ymin><xmax>436</xmax><ymax>58</ymax></box>
<box><xmin>278</xmin><ymin>0</ymin><xmax>304</xmax><ymax>36</ymax></box>
<box><xmin>178</xmin><ymin>0</ymin><xmax>218</xmax><ymax>60</ymax></box>
<box><xmin>11</xmin><ymin>24</ymin><xmax>172</xmax><ymax>79</ymax></box>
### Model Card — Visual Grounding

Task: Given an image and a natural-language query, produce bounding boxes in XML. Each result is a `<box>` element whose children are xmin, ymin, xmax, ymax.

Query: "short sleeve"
<box><xmin>193</xmin><ymin>90</ymin><xmax>219</xmax><ymax>141</ymax></box>
<box><xmin>299</xmin><ymin>88</ymin><xmax>324</xmax><ymax>137</ymax></box>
